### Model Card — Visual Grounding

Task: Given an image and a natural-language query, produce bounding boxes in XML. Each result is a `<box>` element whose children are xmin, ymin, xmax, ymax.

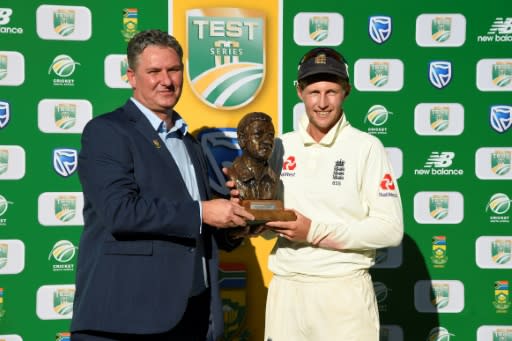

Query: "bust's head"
<box><xmin>237</xmin><ymin>112</ymin><xmax>275</xmax><ymax>162</ymax></box>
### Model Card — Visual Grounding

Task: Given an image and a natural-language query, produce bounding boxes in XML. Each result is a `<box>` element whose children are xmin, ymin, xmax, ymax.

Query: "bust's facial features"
<box><xmin>243</xmin><ymin>120</ymin><xmax>275</xmax><ymax>162</ymax></box>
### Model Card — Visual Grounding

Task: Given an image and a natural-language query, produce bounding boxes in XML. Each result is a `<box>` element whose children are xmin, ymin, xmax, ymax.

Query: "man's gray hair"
<box><xmin>127</xmin><ymin>29</ymin><xmax>183</xmax><ymax>70</ymax></box>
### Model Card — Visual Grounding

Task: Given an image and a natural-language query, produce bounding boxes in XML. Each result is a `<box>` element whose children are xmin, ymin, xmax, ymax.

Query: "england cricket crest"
<box><xmin>186</xmin><ymin>8</ymin><xmax>265</xmax><ymax>110</ymax></box>
<box><xmin>431</xmin><ymin>16</ymin><xmax>451</xmax><ymax>43</ymax></box>
<box><xmin>53</xmin><ymin>9</ymin><xmax>75</xmax><ymax>37</ymax></box>
<box><xmin>430</xmin><ymin>106</ymin><xmax>449</xmax><ymax>132</ymax></box>
<box><xmin>309</xmin><ymin>16</ymin><xmax>329</xmax><ymax>42</ymax></box>
<box><xmin>491</xmin><ymin>150</ymin><xmax>511</xmax><ymax>176</ymax></box>
<box><xmin>219</xmin><ymin>263</ymin><xmax>249</xmax><ymax>341</ymax></box>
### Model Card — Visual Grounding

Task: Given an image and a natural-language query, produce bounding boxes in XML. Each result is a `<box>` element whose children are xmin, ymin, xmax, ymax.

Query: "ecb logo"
<box><xmin>186</xmin><ymin>8</ymin><xmax>265</xmax><ymax>110</ymax></box>
<box><xmin>369</xmin><ymin>16</ymin><xmax>391</xmax><ymax>44</ymax></box>
<box><xmin>429</xmin><ymin>61</ymin><xmax>452</xmax><ymax>89</ymax></box>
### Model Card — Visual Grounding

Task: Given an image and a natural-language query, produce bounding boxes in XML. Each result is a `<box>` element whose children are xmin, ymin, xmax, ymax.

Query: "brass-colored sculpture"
<box><xmin>227</xmin><ymin>112</ymin><xmax>295</xmax><ymax>225</ymax></box>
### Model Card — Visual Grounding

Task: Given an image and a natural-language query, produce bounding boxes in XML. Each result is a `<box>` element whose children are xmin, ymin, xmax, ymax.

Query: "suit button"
<box><xmin>188</xmin><ymin>248</ymin><xmax>195</xmax><ymax>252</ymax></box>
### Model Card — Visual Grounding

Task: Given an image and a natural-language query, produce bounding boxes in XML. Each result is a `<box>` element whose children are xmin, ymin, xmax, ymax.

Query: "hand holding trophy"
<box><xmin>226</xmin><ymin>112</ymin><xmax>296</xmax><ymax>229</ymax></box>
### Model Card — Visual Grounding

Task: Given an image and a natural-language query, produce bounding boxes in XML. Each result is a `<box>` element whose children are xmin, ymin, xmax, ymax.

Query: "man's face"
<box><xmin>297</xmin><ymin>80</ymin><xmax>350</xmax><ymax>139</ymax></box>
<box><xmin>242</xmin><ymin>120</ymin><xmax>275</xmax><ymax>161</ymax></box>
<box><xmin>127</xmin><ymin>45</ymin><xmax>183</xmax><ymax>116</ymax></box>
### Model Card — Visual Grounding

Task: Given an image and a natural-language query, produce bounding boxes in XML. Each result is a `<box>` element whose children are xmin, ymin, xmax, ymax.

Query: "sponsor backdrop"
<box><xmin>0</xmin><ymin>0</ymin><xmax>511</xmax><ymax>340</ymax></box>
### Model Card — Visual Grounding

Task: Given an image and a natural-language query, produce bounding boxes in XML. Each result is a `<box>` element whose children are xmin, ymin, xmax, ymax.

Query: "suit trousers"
<box><xmin>71</xmin><ymin>289</ymin><xmax>211</xmax><ymax>341</ymax></box>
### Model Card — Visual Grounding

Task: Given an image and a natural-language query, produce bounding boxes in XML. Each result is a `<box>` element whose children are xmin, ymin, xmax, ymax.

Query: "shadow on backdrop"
<box><xmin>371</xmin><ymin>233</ymin><xmax>440</xmax><ymax>340</ymax></box>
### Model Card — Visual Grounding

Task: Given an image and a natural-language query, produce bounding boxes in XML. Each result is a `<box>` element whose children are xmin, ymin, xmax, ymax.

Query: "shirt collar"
<box><xmin>298</xmin><ymin>112</ymin><xmax>349</xmax><ymax>146</ymax></box>
<box><xmin>130</xmin><ymin>97</ymin><xmax>189</xmax><ymax>136</ymax></box>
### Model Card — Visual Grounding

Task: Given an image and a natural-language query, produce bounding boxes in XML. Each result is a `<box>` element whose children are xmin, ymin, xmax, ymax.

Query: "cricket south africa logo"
<box><xmin>53</xmin><ymin>9</ymin><xmax>75</xmax><ymax>36</ymax></box>
<box><xmin>186</xmin><ymin>8</ymin><xmax>265</xmax><ymax>110</ymax></box>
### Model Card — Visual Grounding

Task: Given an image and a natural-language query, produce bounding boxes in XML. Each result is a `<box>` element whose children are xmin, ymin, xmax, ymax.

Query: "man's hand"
<box><xmin>202</xmin><ymin>199</ymin><xmax>254</xmax><ymax>228</ymax></box>
<box><xmin>222</xmin><ymin>167</ymin><xmax>240</xmax><ymax>203</ymax></box>
<box><xmin>265</xmin><ymin>209</ymin><xmax>311</xmax><ymax>242</ymax></box>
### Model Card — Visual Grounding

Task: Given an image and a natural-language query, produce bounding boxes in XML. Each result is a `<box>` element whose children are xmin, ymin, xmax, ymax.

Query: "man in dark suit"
<box><xmin>70</xmin><ymin>29</ymin><xmax>254</xmax><ymax>341</ymax></box>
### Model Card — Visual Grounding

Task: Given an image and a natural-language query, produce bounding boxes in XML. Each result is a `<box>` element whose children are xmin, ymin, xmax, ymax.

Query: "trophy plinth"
<box><xmin>241</xmin><ymin>199</ymin><xmax>296</xmax><ymax>225</ymax></box>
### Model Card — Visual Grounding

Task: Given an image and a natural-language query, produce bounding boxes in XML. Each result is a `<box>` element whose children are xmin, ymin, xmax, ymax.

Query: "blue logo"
<box><xmin>0</xmin><ymin>100</ymin><xmax>10</xmax><ymax>129</ymax></box>
<box><xmin>429</xmin><ymin>61</ymin><xmax>452</xmax><ymax>89</ymax></box>
<box><xmin>369</xmin><ymin>16</ymin><xmax>392</xmax><ymax>44</ymax></box>
<box><xmin>490</xmin><ymin>105</ymin><xmax>512</xmax><ymax>133</ymax></box>
<box><xmin>197</xmin><ymin>128</ymin><xmax>241</xmax><ymax>196</ymax></box>
<box><xmin>53</xmin><ymin>148</ymin><xmax>78</xmax><ymax>177</ymax></box>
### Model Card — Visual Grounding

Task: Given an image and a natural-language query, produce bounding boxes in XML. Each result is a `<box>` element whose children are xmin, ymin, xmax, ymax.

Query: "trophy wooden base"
<box><xmin>241</xmin><ymin>199</ymin><xmax>296</xmax><ymax>225</ymax></box>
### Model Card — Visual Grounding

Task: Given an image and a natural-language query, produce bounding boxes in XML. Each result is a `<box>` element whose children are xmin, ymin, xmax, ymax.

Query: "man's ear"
<box><xmin>344</xmin><ymin>84</ymin><xmax>351</xmax><ymax>97</ymax></box>
<box><xmin>127</xmin><ymin>68</ymin><xmax>136</xmax><ymax>88</ymax></box>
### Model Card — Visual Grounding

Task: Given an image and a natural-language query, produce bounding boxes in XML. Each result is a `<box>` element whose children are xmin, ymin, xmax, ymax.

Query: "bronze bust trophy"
<box><xmin>227</xmin><ymin>112</ymin><xmax>296</xmax><ymax>225</ymax></box>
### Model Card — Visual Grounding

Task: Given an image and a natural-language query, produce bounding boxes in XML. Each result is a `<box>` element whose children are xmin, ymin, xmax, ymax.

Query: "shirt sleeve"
<box><xmin>307</xmin><ymin>140</ymin><xmax>403</xmax><ymax>250</ymax></box>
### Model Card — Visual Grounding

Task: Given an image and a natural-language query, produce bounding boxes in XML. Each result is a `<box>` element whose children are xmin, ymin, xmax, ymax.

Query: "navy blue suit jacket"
<box><xmin>71</xmin><ymin>100</ymin><xmax>239</xmax><ymax>338</ymax></box>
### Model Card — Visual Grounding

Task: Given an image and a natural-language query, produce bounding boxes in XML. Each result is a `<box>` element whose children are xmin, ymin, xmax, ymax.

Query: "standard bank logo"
<box><xmin>369</xmin><ymin>16</ymin><xmax>392</xmax><ymax>44</ymax></box>
<box><xmin>38</xmin><ymin>192</ymin><xmax>84</xmax><ymax>226</ymax></box>
<box><xmin>0</xmin><ymin>100</ymin><xmax>10</xmax><ymax>129</ymax></box>
<box><xmin>104</xmin><ymin>55</ymin><xmax>130</xmax><ymax>89</ymax></box>
<box><xmin>0</xmin><ymin>240</ymin><xmax>25</xmax><ymax>274</ymax></box>
<box><xmin>186</xmin><ymin>8</ymin><xmax>265</xmax><ymax>110</ymax></box>
<box><xmin>0</xmin><ymin>8</ymin><xmax>23</xmax><ymax>35</ymax></box>
<box><xmin>429</xmin><ymin>61</ymin><xmax>452</xmax><ymax>89</ymax></box>
<box><xmin>53</xmin><ymin>148</ymin><xmax>78</xmax><ymax>177</ymax></box>
<box><xmin>477</xmin><ymin>59</ymin><xmax>512</xmax><ymax>91</ymax></box>
<box><xmin>489</xmin><ymin>105</ymin><xmax>512</xmax><ymax>133</ymax></box>
<box><xmin>36</xmin><ymin>5</ymin><xmax>91</xmax><ymax>40</ymax></box>
<box><xmin>294</xmin><ymin>12</ymin><xmax>343</xmax><ymax>46</ymax></box>
<box><xmin>476</xmin><ymin>236</ymin><xmax>512</xmax><ymax>269</ymax></box>
<box><xmin>414</xmin><ymin>191</ymin><xmax>463</xmax><ymax>224</ymax></box>
<box><xmin>475</xmin><ymin>148</ymin><xmax>512</xmax><ymax>180</ymax></box>
<box><xmin>477</xmin><ymin>325</ymin><xmax>512</xmax><ymax>340</ymax></box>
<box><xmin>354</xmin><ymin>59</ymin><xmax>404</xmax><ymax>91</ymax></box>
<box><xmin>414</xmin><ymin>103</ymin><xmax>464</xmax><ymax>136</ymax></box>
<box><xmin>197</xmin><ymin>128</ymin><xmax>240</xmax><ymax>196</ymax></box>
<box><xmin>0</xmin><ymin>145</ymin><xmax>25</xmax><ymax>180</ymax></box>
<box><xmin>38</xmin><ymin>99</ymin><xmax>92</xmax><ymax>133</ymax></box>
<box><xmin>0</xmin><ymin>51</ymin><xmax>24</xmax><ymax>86</ymax></box>
<box><xmin>477</xmin><ymin>17</ymin><xmax>512</xmax><ymax>43</ymax></box>
<box><xmin>416</xmin><ymin>14</ymin><xmax>466</xmax><ymax>47</ymax></box>
<box><xmin>414</xmin><ymin>280</ymin><xmax>464</xmax><ymax>313</ymax></box>
<box><xmin>36</xmin><ymin>284</ymin><xmax>75</xmax><ymax>320</ymax></box>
